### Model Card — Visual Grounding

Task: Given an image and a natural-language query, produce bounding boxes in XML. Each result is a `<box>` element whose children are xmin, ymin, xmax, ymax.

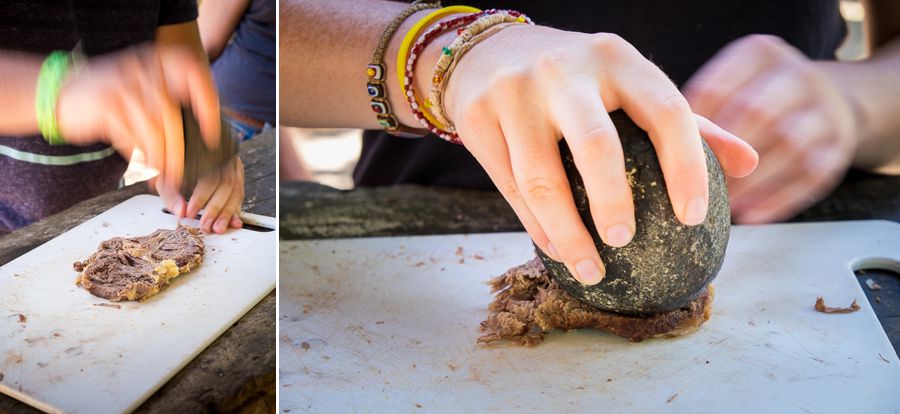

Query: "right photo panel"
<box><xmin>278</xmin><ymin>0</ymin><xmax>900</xmax><ymax>412</ymax></box>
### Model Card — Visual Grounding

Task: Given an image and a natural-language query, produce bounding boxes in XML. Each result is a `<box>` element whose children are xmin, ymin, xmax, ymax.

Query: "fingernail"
<box><xmin>174</xmin><ymin>200</ymin><xmax>185</xmax><ymax>217</ymax></box>
<box><xmin>215</xmin><ymin>218</ymin><xmax>227</xmax><ymax>233</ymax></box>
<box><xmin>605</xmin><ymin>224</ymin><xmax>633</xmax><ymax>247</ymax></box>
<box><xmin>575</xmin><ymin>259</ymin><xmax>604</xmax><ymax>285</ymax></box>
<box><xmin>546</xmin><ymin>243</ymin><xmax>559</xmax><ymax>259</ymax></box>
<box><xmin>683</xmin><ymin>195</ymin><xmax>707</xmax><ymax>225</ymax></box>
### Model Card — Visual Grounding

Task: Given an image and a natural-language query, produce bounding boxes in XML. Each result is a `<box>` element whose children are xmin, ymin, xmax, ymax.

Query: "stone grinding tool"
<box><xmin>536</xmin><ymin>110</ymin><xmax>731</xmax><ymax>316</ymax></box>
<box><xmin>180</xmin><ymin>106</ymin><xmax>240</xmax><ymax>197</ymax></box>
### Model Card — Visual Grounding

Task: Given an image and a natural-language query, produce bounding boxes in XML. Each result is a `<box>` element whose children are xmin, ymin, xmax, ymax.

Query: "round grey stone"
<box><xmin>537</xmin><ymin>110</ymin><xmax>731</xmax><ymax>315</ymax></box>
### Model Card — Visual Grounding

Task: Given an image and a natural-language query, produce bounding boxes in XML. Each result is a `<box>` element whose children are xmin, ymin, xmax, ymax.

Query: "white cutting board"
<box><xmin>0</xmin><ymin>195</ymin><xmax>275</xmax><ymax>414</ymax></box>
<box><xmin>280</xmin><ymin>221</ymin><xmax>900</xmax><ymax>414</ymax></box>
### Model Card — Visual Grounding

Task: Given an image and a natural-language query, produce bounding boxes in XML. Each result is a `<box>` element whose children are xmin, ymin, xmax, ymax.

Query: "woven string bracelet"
<box><xmin>366</xmin><ymin>0</ymin><xmax>439</xmax><ymax>137</ymax></box>
<box><xmin>403</xmin><ymin>11</ymin><xmax>497</xmax><ymax>143</ymax></box>
<box><xmin>429</xmin><ymin>10</ymin><xmax>533</xmax><ymax>133</ymax></box>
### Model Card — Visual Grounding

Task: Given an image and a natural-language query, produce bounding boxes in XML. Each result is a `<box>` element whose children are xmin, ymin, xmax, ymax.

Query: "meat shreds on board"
<box><xmin>480</xmin><ymin>258</ymin><xmax>714</xmax><ymax>346</ymax></box>
<box><xmin>74</xmin><ymin>225</ymin><xmax>204</xmax><ymax>301</ymax></box>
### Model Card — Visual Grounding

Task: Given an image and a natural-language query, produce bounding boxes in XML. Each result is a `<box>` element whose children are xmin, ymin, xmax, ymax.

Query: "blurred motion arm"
<box><xmin>0</xmin><ymin>52</ymin><xmax>44</xmax><ymax>135</ymax></box>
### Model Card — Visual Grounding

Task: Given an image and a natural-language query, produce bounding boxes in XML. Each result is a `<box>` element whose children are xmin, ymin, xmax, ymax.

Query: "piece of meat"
<box><xmin>814</xmin><ymin>297</ymin><xmax>860</xmax><ymax>314</ymax></box>
<box><xmin>74</xmin><ymin>225</ymin><xmax>204</xmax><ymax>301</ymax></box>
<box><xmin>479</xmin><ymin>257</ymin><xmax>714</xmax><ymax>346</ymax></box>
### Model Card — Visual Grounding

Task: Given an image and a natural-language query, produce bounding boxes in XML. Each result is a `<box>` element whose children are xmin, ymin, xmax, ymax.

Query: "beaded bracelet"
<box><xmin>403</xmin><ymin>11</ymin><xmax>494</xmax><ymax>143</ymax></box>
<box><xmin>396</xmin><ymin>5</ymin><xmax>481</xmax><ymax>132</ymax></box>
<box><xmin>429</xmin><ymin>11</ymin><xmax>533</xmax><ymax>134</ymax></box>
<box><xmin>35</xmin><ymin>51</ymin><xmax>81</xmax><ymax>145</ymax></box>
<box><xmin>367</xmin><ymin>0</ymin><xmax>438</xmax><ymax>137</ymax></box>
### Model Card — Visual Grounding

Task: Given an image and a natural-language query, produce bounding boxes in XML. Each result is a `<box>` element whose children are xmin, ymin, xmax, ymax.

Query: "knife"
<box><xmin>180</xmin><ymin>106</ymin><xmax>240</xmax><ymax>197</ymax></box>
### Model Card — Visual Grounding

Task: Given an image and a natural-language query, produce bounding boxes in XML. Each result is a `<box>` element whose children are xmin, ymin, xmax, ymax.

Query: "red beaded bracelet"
<box><xmin>402</xmin><ymin>11</ymin><xmax>499</xmax><ymax>144</ymax></box>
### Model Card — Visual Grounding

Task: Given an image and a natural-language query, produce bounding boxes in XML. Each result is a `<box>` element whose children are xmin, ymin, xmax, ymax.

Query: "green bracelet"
<box><xmin>35</xmin><ymin>51</ymin><xmax>73</xmax><ymax>145</ymax></box>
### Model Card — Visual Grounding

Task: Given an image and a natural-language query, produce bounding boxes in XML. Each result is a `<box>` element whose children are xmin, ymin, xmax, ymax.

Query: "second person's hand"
<box><xmin>684</xmin><ymin>35</ymin><xmax>858</xmax><ymax>224</ymax></box>
<box><xmin>180</xmin><ymin>156</ymin><xmax>245</xmax><ymax>234</ymax></box>
<box><xmin>148</xmin><ymin>155</ymin><xmax>245</xmax><ymax>234</ymax></box>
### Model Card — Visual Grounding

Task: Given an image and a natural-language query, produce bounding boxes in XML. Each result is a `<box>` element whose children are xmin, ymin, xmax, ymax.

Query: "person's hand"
<box><xmin>56</xmin><ymin>43</ymin><xmax>221</xmax><ymax>209</ymax></box>
<box><xmin>436</xmin><ymin>25</ymin><xmax>758</xmax><ymax>285</ymax></box>
<box><xmin>161</xmin><ymin>156</ymin><xmax>245</xmax><ymax>234</ymax></box>
<box><xmin>684</xmin><ymin>34</ymin><xmax>858</xmax><ymax>224</ymax></box>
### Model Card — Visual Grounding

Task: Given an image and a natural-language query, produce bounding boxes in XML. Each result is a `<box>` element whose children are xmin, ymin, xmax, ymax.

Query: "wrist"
<box><xmin>817</xmin><ymin>61</ymin><xmax>867</xmax><ymax>133</ymax></box>
<box><xmin>385</xmin><ymin>9</ymin><xmax>453</xmax><ymax>129</ymax></box>
<box><xmin>388</xmin><ymin>8</ymin><xmax>534</xmax><ymax>141</ymax></box>
<box><xmin>0</xmin><ymin>54</ymin><xmax>42</xmax><ymax>135</ymax></box>
<box><xmin>818</xmin><ymin>59</ymin><xmax>900</xmax><ymax>172</ymax></box>
<box><xmin>413</xmin><ymin>27</ymin><xmax>458</xmax><ymax>121</ymax></box>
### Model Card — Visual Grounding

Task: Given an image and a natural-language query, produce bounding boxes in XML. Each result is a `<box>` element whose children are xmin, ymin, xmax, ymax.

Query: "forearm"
<box><xmin>821</xmin><ymin>37</ymin><xmax>900</xmax><ymax>174</ymax></box>
<box><xmin>198</xmin><ymin>0</ymin><xmax>249</xmax><ymax>61</ymax></box>
<box><xmin>280</xmin><ymin>0</ymin><xmax>441</xmax><ymax>129</ymax></box>
<box><xmin>0</xmin><ymin>51</ymin><xmax>43</xmax><ymax>135</ymax></box>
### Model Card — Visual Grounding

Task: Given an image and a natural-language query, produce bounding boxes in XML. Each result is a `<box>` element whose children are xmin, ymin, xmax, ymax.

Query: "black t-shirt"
<box><xmin>354</xmin><ymin>0</ymin><xmax>846</xmax><ymax>189</ymax></box>
<box><xmin>0</xmin><ymin>0</ymin><xmax>197</xmax><ymax>234</ymax></box>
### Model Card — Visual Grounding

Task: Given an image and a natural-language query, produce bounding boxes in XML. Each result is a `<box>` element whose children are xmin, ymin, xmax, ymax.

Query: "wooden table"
<box><xmin>0</xmin><ymin>130</ymin><xmax>276</xmax><ymax>413</ymax></box>
<box><xmin>280</xmin><ymin>169</ymin><xmax>900</xmax><ymax>355</ymax></box>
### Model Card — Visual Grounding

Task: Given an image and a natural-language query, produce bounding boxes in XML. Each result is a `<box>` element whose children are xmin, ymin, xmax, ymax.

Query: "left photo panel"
<box><xmin>0</xmin><ymin>0</ymin><xmax>276</xmax><ymax>412</ymax></box>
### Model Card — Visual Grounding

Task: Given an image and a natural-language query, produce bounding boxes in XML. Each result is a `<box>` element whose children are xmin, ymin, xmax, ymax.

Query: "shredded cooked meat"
<box><xmin>479</xmin><ymin>258</ymin><xmax>714</xmax><ymax>346</ymax></box>
<box><xmin>814</xmin><ymin>297</ymin><xmax>860</xmax><ymax>314</ymax></box>
<box><xmin>74</xmin><ymin>225</ymin><xmax>204</xmax><ymax>301</ymax></box>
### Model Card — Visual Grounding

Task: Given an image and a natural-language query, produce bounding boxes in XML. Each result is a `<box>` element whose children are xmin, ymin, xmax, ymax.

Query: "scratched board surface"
<box><xmin>0</xmin><ymin>195</ymin><xmax>276</xmax><ymax>414</ymax></box>
<box><xmin>280</xmin><ymin>221</ymin><xmax>900</xmax><ymax>413</ymax></box>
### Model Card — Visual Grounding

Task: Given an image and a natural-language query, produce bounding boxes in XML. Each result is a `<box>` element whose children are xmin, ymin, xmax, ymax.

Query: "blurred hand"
<box><xmin>439</xmin><ymin>25</ymin><xmax>758</xmax><ymax>285</ymax></box>
<box><xmin>684</xmin><ymin>34</ymin><xmax>858</xmax><ymax>224</ymax></box>
<box><xmin>56</xmin><ymin>43</ymin><xmax>221</xmax><ymax>212</ymax></box>
<box><xmin>160</xmin><ymin>156</ymin><xmax>245</xmax><ymax>234</ymax></box>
